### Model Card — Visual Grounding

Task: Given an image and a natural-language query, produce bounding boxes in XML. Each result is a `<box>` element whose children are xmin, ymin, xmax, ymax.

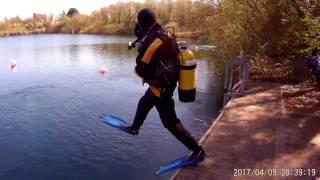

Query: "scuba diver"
<box><xmin>304</xmin><ymin>48</ymin><xmax>320</xmax><ymax>81</ymax></box>
<box><xmin>124</xmin><ymin>8</ymin><xmax>205</xmax><ymax>161</ymax></box>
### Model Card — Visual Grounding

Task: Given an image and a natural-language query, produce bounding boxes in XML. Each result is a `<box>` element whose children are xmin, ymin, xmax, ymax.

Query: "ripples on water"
<box><xmin>0</xmin><ymin>34</ymin><xmax>223</xmax><ymax>180</ymax></box>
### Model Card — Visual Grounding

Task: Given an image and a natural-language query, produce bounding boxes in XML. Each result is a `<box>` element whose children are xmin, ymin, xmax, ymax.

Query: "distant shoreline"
<box><xmin>0</xmin><ymin>29</ymin><xmax>46</xmax><ymax>37</ymax></box>
<box><xmin>0</xmin><ymin>30</ymin><xmax>206</xmax><ymax>40</ymax></box>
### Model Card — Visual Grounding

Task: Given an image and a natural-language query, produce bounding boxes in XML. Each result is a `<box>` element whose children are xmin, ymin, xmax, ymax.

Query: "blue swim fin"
<box><xmin>155</xmin><ymin>155</ymin><xmax>200</xmax><ymax>176</ymax></box>
<box><xmin>100</xmin><ymin>114</ymin><xmax>131</xmax><ymax>134</ymax></box>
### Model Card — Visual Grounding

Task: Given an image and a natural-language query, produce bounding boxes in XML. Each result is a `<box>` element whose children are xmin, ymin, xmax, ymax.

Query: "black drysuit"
<box><xmin>131</xmin><ymin>25</ymin><xmax>201</xmax><ymax>152</ymax></box>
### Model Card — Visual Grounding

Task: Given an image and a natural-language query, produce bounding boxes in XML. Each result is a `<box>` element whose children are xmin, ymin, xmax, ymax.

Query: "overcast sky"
<box><xmin>0</xmin><ymin>0</ymin><xmax>144</xmax><ymax>20</ymax></box>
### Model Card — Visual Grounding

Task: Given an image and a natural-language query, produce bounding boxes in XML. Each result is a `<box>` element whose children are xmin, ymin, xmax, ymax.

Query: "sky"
<box><xmin>0</xmin><ymin>0</ymin><xmax>144</xmax><ymax>20</ymax></box>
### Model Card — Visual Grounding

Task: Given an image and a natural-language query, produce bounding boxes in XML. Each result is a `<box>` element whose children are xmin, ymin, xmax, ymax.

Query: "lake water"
<box><xmin>0</xmin><ymin>34</ymin><xmax>224</xmax><ymax>180</ymax></box>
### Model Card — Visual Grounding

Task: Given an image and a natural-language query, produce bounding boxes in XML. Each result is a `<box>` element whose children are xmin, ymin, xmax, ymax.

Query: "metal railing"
<box><xmin>223</xmin><ymin>56</ymin><xmax>249</xmax><ymax>106</ymax></box>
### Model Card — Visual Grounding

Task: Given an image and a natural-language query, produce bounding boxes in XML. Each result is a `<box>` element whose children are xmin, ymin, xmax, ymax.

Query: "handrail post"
<box><xmin>223</xmin><ymin>55</ymin><xmax>249</xmax><ymax>106</ymax></box>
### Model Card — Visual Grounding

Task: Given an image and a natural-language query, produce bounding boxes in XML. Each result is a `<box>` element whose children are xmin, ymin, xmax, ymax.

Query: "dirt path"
<box><xmin>171</xmin><ymin>81</ymin><xmax>320</xmax><ymax>180</ymax></box>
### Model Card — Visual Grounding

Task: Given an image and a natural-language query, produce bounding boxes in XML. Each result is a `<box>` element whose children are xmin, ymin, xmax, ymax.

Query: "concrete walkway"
<box><xmin>171</xmin><ymin>82</ymin><xmax>320</xmax><ymax>180</ymax></box>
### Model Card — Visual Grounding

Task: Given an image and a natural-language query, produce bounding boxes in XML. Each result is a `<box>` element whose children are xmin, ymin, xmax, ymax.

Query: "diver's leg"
<box><xmin>155</xmin><ymin>96</ymin><xmax>205</xmax><ymax>160</ymax></box>
<box><xmin>130</xmin><ymin>88</ymin><xmax>156</xmax><ymax>132</ymax></box>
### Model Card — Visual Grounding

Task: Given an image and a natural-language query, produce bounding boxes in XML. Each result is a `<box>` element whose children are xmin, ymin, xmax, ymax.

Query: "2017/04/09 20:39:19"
<box><xmin>233</xmin><ymin>168</ymin><xmax>318</xmax><ymax>177</ymax></box>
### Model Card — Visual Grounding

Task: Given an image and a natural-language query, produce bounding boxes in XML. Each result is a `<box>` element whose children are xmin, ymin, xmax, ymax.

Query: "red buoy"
<box><xmin>10</xmin><ymin>60</ymin><xmax>17</xmax><ymax>71</ymax></box>
<box><xmin>11</xmin><ymin>60</ymin><xmax>16</xmax><ymax>67</ymax></box>
<box><xmin>100</xmin><ymin>67</ymin><xmax>108</xmax><ymax>75</ymax></box>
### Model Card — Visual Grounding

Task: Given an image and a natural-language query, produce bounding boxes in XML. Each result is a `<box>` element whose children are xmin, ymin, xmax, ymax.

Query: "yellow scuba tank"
<box><xmin>178</xmin><ymin>42</ymin><xmax>196</xmax><ymax>102</ymax></box>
